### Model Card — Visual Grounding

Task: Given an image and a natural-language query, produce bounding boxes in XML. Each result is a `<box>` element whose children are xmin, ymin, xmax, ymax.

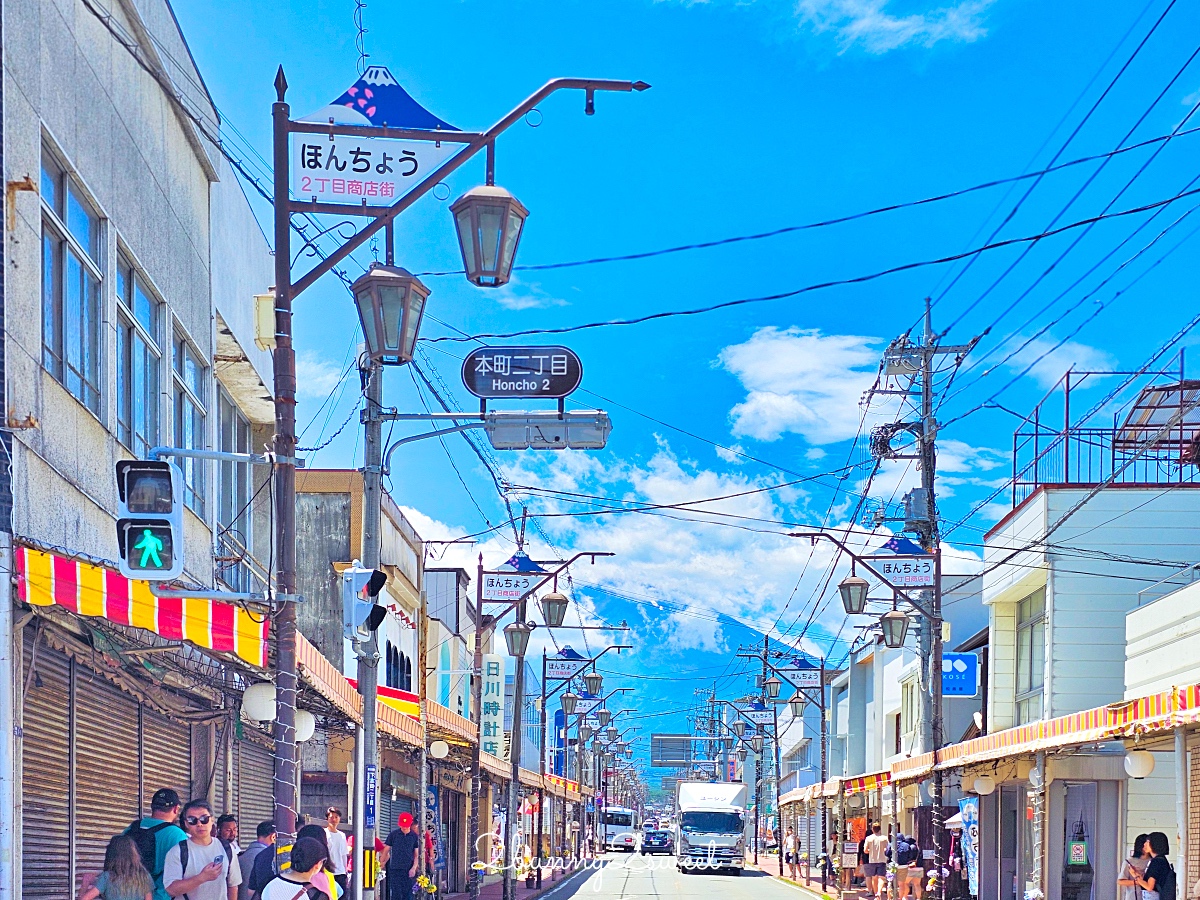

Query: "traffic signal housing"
<box><xmin>343</xmin><ymin>561</ymin><xmax>388</xmax><ymax>642</ymax></box>
<box><xmin>115</xmin><ymin>460</ymin><xmax>185</xmax><ymax>581</ymax></box>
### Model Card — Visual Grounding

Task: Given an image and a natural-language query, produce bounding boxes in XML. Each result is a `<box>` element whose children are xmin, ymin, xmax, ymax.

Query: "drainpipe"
<box><xmin>0</xmin><ymin>537</ymin><xmax>14</xmax><ymax>900</ymax></box>
<box><xmin>1175</xmin><ymin>727</ymin><xmax>1187</xmax><ymax>892</ymax></box>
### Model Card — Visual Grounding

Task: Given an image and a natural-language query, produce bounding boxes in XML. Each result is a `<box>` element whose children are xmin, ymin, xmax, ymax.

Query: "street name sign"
<box><xmin>462</xmin><ymin>346</ymin><xmax>583</xmax><ymax>399</ymax></box>
<box><xmin>290</xmin><ymin>134</ymin><xmax>457</xmax><ymax>205</ymax></box>
<box><xmin>868</xmin><ymin>554</ymin><xmax>935</xmax><ymax>588</ymax></box>
<box><xmin>739</xmin><ymin>707</ymin><xmax>775</xmax><ymax>726</ymax></box>
<box><xmin>941</xmin><ymin>652</ymin><xmax>979</xmax><ymax>697</ymax></box>
<box><xmin>481</xmin><ymin>571</ymin><xmax>538</xmax><ymax>601</ymax></box>
<box><xmin>547</xmin><ymin>656</ymin><xmax>590</xmax><ymax>680</ymax></box>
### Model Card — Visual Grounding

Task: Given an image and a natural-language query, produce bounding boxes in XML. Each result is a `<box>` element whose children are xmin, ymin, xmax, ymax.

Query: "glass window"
<box><xmin>173</xmin><ymin>333</ymin><xmax>207</xmax><ymax>516</ymax></box>
<box><xmin>1016</xmin><ymin>588</ymin><xmax>1046</xmax><ymax>725</ymax></box>
<box><xmin>215</xmin><ymin>388</ymin><xmax>254</xmax><ymax>590</ymax></box>
<box><xmin>116</xmin><ymin>256</ymin><xmax>161</xmax><ymax>458</ymax></box>
<box><xmin>41</xmin><ymin>147</ymin><xmax>102</xmax><ymax>414</ymax></box>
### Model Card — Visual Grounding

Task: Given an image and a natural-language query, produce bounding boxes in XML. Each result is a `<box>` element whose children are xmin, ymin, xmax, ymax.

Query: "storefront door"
<box><xmin>1000</xmin><ymin>785</ymin><xmax>1039</xmax><ymax>900</ymax></box>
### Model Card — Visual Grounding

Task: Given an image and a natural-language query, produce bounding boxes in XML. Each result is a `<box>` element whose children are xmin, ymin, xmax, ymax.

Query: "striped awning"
<box><xmin>347</xmin><ymin>678</ymin><xmax>419</xmax><ymax>720</ymax></box>
<box><xmin>890</xmin><ymin>751</ymin><xmax>936</xmax><ymax>784</ymax></box>
<box><xmin>15</xmin><ymin>544</ymin><xmax>268</xmax><ymax>667</ymax></box>
<box><xmin>843</xmin><ymin>770</ymin><xmax>890</xmax><ymax>796</ymax></box>
<box><xmin>544</xmin><ymin>773</ymin><xmax>580</xmax><ymax>796</ymax></box>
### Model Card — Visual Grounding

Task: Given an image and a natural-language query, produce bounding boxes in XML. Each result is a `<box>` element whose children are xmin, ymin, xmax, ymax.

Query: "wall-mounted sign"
<box><xmin>461</xmin><ymin>346</ymin><xmax>582</xmax><ymax>399</ymax></box>
<box><xmin>480</xmin><ymin>653</ymin><xmax>506</xmax><ymax>759</ymax></box>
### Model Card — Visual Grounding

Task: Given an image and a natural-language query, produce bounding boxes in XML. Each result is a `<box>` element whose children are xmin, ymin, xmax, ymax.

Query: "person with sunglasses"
<box><xmin>163</xmin><ymin>800</ymin><xmax>243</xmax><ymax>900</ymax></box>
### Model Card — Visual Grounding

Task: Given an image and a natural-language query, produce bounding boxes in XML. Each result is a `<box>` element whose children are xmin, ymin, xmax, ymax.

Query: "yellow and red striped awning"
<box><xmin>843</xmin><ymin>770</ymin><xmax>890</xmax><ymax>796</ymax></box>
<box><xmin>348</xmin><ymin>678</ymin><xmax>420</xmax><ymax>720</ymax></box>
<box><xmin>16</xmin><ymin>544</ymin><xmax>268</xmax><ymax>667</ymax></box>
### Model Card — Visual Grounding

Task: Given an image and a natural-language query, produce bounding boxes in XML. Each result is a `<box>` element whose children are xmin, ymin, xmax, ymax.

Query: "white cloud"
<box><xmin>1184</xmin><ymin>89</ymin><xmax>1200</xmax><ymax>108</ymax></box>
<box><xmin>1004</xmin><ymin>337</ymin><xmax>1115</xmax><ymax>389</ymax></box>
<box><xmin>295</xmin><ymin>350</ymin><xmax>344</xmax><ymax>401</ymax></box>
<box><xmin>715</xmin><ymin>443</ymin><xmax>747</xmax><ymax>463</ymax></box>
<box><xmin>492</xmin><ymin>281</ymin><xmax>569</xmax><ymax>311</ymax></box>
<box><xmin>795</xmin><ymin>0</ymin><xmax>992</xmax><ymax>54</ymax></box>
<box><xmin>719</xmin><ymin>326</ymin><xmax>883</xmax><ymax>445</ymax></box>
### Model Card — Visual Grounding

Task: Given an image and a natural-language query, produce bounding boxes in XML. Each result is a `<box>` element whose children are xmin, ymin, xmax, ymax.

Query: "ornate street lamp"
<box><xmin>751</xmin><ymin>736</ymin><xmax>764</xmax><ymax>754</ymax></box>
<box><xmin>561</xmin><ymin>692</ymin><xmax>579</xmax><ymax>716</ymax></box>
<box><xmin>503</xmin><ymin>621</ymin><xmax>533</xmax><ymax>657</ymax></box>
<box><xmin>730</xmin><ymin>720</ymin><xmax>746</xmax><ymax>738</ymax></box>
<box><xmin>596</xmin><ymin>708</ymin><xmax>612</xmax><ymax>727</ymax></box>
<box><xmin>351</xmin><ymin>264</ymin><xmax>430</xmax><ymax>365</ymax></box>
<box><xmin>583</xmin><ymin>671</ymin><xmax>603</xmax><ymax>695</ymax></box>
<box><xmin>736</xmin><ymin>748</ymin><xmax>747</xmax><ymax>763</ymax></box>
<box><xmin>579</xmin><ymin>724</ymin><xmax>592</xmax><ymax>741</ymax></box>
<box><xmin>880</xmin><ymin>609</ymin><xmax>911</xmax><ymax>649</ymax></box>
<box><xmin>625</xmin><ymin>748</ymin><xmax>633</xmax><ymax>759</ymax></box>
<box><xmin>838</xmin><ymin>573</ymin><xmax>869</xmax><ymax>616</ymax></box>
<box><xmin>540</xmin><ymin>591</ymin><xmax>569</xmax><ymax>628</ymax></box>
<box><xmin>606</xmin><ymin>726</ymin><xmax>618</xmax><ymax>743</ymax></box>
<box><xmin>450</xmin><ymin>185</ymin><xmax>529</xmax><ymax>288</ymax></box>
<box><xmin>764</xmin><ymin>677</ymin><xmax>782</xmax><ymax>700</ymax></box>
<box><xmin>789</xmin><ymin>696</ymin><xmax>805</xmax><ymax>718</ymax></box>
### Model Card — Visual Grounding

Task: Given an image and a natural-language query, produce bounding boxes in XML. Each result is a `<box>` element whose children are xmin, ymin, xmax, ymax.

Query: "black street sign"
<box><xmin>461</xmin><ymin>345</ymin><xmax>583</xmax><ymax>399</ymax></box>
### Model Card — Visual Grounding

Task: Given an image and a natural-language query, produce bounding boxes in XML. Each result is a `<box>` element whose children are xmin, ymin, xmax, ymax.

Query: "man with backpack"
<box><xmin>895</xmin><ymin>833</ymin><xmax>923</xmax><ymax>899</ymax></box>
<box><xmin>163</xmin><ymin>798</ymin><xmax>243</xmax><ymax>900</ymax></box>
<box><xmin>126</xmin><ymin>788</ymin><xmax>189</xmax><ymax>900</ymax></box>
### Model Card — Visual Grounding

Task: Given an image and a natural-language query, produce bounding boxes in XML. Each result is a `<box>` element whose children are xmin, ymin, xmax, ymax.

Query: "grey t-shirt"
<box><xmin>163</xmin><ymin>838</ymin><xmax>243</xmax><ymax>900</ymax></box>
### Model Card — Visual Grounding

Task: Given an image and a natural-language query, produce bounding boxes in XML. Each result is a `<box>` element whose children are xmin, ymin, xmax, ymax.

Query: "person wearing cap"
<box><xmin>384</xmin><ymin>813</ymin><xmax>419</xmax><ymax>900</ymax></box>
<box><xmin>126</xmin><ymin>788</ymin><xmax>189</xmax><ymax>900</ymax></box>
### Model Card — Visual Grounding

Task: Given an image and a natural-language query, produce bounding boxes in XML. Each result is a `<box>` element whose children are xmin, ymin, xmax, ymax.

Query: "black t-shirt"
<box><xmin>385</xmin><ymin>830</ymin><xmax>420</xmax><ymax>874</ymax></box>
<box><xmin>1146</xmin><ymin>856</ymin><xmax>1176</xmax><ymax>900</ymax></box>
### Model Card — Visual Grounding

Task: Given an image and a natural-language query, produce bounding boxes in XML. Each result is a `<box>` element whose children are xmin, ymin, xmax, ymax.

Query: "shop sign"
<box><xmin>439</xmin><ymin>769</ymin><xmax>471</xmax><ymax>793</ymax></box>
<box><xmin>480</xmin><ymin>653</ymin><xmax>507</xmax><ymax>759</ymax></box>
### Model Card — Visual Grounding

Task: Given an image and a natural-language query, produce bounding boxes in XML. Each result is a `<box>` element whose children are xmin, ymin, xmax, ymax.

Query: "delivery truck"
<box><xmin>674</xmin><ymin>781</ymin><xmax>747</xmax><ymax>874</ymax></box>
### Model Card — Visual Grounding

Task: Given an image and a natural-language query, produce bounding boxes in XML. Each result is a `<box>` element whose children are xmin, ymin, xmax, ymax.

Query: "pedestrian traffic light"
<box><xmin>343</xmin><ymin>561</ymin><xmax>388</xmax><ymax>642</ymax></box>
<box><xmin>115</xmin><ymin>460</ymin><xmax>185</xmax><ymax>581</ymax></box>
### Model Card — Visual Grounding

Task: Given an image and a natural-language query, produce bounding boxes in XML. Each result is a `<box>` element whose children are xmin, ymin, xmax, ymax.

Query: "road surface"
<box><xmin>546</xmin><ymin>853</ymin><xmax>805</xmax><ymax>900</ymax></box>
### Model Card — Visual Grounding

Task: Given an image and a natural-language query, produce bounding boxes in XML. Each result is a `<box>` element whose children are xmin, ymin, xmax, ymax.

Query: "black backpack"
<box><xmin>896</xmin><ymin>840</ymin><xmax>918</xmax><ymax>867</ymax></box>
<box><xmin>127</xmin><ymin>819</ymin><xmax>172</xmax><ymax>876</ymax></box>
<box><xmin>1159</xmin><ymin>861</ymin><xmax>1177</xmax><ymax>900</ymax></box>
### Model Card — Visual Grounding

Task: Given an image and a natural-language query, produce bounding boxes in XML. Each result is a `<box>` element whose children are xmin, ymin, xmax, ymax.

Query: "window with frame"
<box><xmin>216</xmin><ymin>389</ymin><xmax>254</xmax><ymax>589</ymax></box>
<box><xmin>41</xmin><ymin>149</ymin><xmax>102</xmax><ymax>414</ymax></box>
<box><xmin>900</xmin><ymin>678</ymin><xmax>918</xmax><ymax>738</ymax></box>
<box><xmin>115</xmin><ymin>256</ymin><xmax>161</xmax><ymax>457</ymax></box>
<box><xmin>1015</xmin><ymin>588</ymin><xmax>1046</xmax><ymax>725</ymax></box>
<box><xmin>173</xmin><ymin>334</ymin><xmax>207</xmax><ymax>515</ymax></box>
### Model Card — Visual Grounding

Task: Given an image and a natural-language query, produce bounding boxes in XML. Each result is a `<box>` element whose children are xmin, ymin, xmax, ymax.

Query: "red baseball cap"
<box><xmin>399</xmin><ymin>813</ymin><xmax>414</xmax><ymax>828</ymax></box>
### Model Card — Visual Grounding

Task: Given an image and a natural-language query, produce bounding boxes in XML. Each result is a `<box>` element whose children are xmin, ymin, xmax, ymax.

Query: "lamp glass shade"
<box><xmin>751</xmin><ymin>736</ymin><xmax>764</xmax><ymax>754</ymax></box>
<box><xmin>731</xmin><ymin>720</ymin><xmax>746</xmax><ymax>738</ymax></box>
<box><xmin>351</xmin><ymin>264</ymin><xmax>430</xmax><ymax>364</ymax></box>
<box><xmin>838</xmin><ymin>575</ymin><xmax>870</xmax><ymax>616</ymax></box>
<box><xmin>789</xmin><ymin>697</ymin><xmax>805</xmax><ymax>717</ymax></box>
<box><xmin>449</xmin><ymin>186</ymin><xmax>529</xmax><ymax>288</ymax></box>
<box><xmin>1124</xmin><ymin>749</ymin><xmax>1155</xmax><ymax>779</ymax></box>
<box><xmin>764</xmin><ymin>677</ymin><xmax>782</xmax><ymax>700</ymax></box>
<box><xmin>242</xmin><ymin>682</ymin><xmax>277</xmax><ymax>721</ymax></box>
<box><xmin>579</xmin><ymin>725</ymin><xmax>592</xmax><ymax>741</ymax></box>
<box><xmin>971</xmin><ymin>775</ymin><xmax>996</xmax><ymax>796</ymax></box>
<box><xmin>606</xmin><ymin>727</ymin><xmax>618</xmax><ymax>743</ymax></box>
<box><xmin>429</xmin><ymin>740</ymin><xmax>450</xmax><ymax>760</ymax></box>
<box><xmin>625</xmin><ymin>748</ymin><xmax>633</xmax><ymax>758</ymax></box>
<box><xmin>541</xmin><ymin>592</ymin><xmax>569</xmax><ymax>628</ymax></box>
<box><xmin>294</xmin><ymin>709</ymin><xmax>316</xmax><ymax>742</ymax></box>
<box><xmin>503</xmin><ymin>621</ymin><xmax>533</xmax><ymax>657</ymax></box>
<box><xmin>880</xmin><ymin>610</ymin><xmax>911</xmax><ymax>649</ymax></box>
<box><xmin>561</xmin><ymin>692</ymin><xmax>579</xmax><ymax>716</ymax></box>
<box><xmin>583</xmin><ymin>672</ymin><xmax>603</xmax><ymax>695</ymax></box>
<box><xmin>737</xmin><ymin>748</ymin><xmax>747</xmax><ymax>762</ymax></box>
<box><xmin>596</xmin><ymin>708</ymin><xmax>612</xmax><ymax>727</ymax></box>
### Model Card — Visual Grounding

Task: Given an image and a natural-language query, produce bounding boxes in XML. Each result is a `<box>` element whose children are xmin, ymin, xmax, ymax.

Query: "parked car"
<box><xmin>641</xmin><ymin>829</ymin><xmax>673</xmax><ymax>855</ymax></box>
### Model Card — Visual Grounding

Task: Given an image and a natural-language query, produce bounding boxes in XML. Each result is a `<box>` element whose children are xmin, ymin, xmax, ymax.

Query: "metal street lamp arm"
<box><xmin>788</xmin><ymin>531</ymin><xmax>937</xmax><ymax>620</ymax></box>
<box><xmin>292</xmin><ymin>78</ymin><xmax>649</xmax><ymax>296</ymax></box>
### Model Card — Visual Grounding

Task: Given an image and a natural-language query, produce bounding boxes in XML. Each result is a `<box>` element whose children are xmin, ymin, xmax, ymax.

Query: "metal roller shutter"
<box><xmin>21</xmin><ymin>633</ymin><xmax>72</xmax><ymax>900</ymax></box>
<box><xmin>142</xmin><ymin>710</ymin><xmax>194</xmax><ymax>807</ymax></box>
<box><xmin>74</xmin><ymin>665</ymin><xmax>141</xmax><ymax>890</ymax></box>
<box><xmin>237</xmin><ymin>739</ymin><xmax>276</xmax><ymax>830</ymax></box>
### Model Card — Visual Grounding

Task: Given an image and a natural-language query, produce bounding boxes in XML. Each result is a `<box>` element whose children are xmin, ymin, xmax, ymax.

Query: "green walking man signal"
<box><xmin>115</xmin><ymin>460</ymin><xmax>185</xmax><ymax>581</ymax></box>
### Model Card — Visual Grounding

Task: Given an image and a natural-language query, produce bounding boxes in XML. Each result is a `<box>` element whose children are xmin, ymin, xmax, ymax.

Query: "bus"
<box><xmin>602</xmin><ymin>806</ymin><xmax>639</xmax><ymax>851</ymax></box>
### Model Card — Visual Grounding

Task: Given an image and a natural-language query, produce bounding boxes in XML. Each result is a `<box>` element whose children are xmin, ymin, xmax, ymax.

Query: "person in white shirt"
<box><xmin>164</xmin><ymin>800</ymin><xmax>243</xmax><ymax>900</ymax></box>
<box><xmin>258</xmin><ymin>837</ymin><xmax>327</xmax><ymax>900</ymax></box>
<box><xmin>324</xmin><ymin>807</ymin><xmax>350</xmax><ymax>892</ymax></box>
<box><xmin>784</xmin><ymin>827</ymin><xmax>798</xmax><ymax>880</ymax></box>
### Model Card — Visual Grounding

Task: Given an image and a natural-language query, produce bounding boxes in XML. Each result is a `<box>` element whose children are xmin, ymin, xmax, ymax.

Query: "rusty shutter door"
<box><xmin>142</xmin><ymin>709</ymin><xmax>194</xmax><ymax>810</ymax></box>
<box><xmin>20</xmin><ymin>632</ymin><xmax>72</xmax><ymax>900</ymax></box>
<box><xmin>237</xmin><ymin>739</ymin><xmax>276</xmax><ymax>832</ymax></box>
<box><xmin>73</xmin><ymin>664</ymin><xmax>141</xmax><ymax>890</ymax></box>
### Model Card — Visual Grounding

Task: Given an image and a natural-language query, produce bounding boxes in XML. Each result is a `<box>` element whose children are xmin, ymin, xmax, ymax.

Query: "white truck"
<box><xmin>674</xmin><ymin>781</ymin><xmax>748</xmax><ymax>874</ymax></box>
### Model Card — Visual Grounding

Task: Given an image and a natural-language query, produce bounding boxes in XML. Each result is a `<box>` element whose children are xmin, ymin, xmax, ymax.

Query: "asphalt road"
<box><xmin>546</xmin><ymin>853</ymin><xmax>804</xmax><ymax>900</ymax></box>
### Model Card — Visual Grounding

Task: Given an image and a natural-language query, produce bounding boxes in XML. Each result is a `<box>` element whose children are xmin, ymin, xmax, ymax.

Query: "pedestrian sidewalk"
<box><xmin>741</xmin><ymin>856</ymin><xmax>849</xmax><ymax>900</ymax></box>
<box><xmin>443</xmin><ymin>861</ymin><xmax>594</xmax><ymax>900</ymax></box>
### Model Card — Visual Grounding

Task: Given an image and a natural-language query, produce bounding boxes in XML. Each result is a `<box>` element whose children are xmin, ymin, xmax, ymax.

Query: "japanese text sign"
<box><xmin>482</xmin><ymin>571</ymin><xmax>538</xmax><ymax>602</ymax></box>
<box><xmin>739</xmin><ymin>707</ymin><xmax>775</xmax><ymax>726</ymax></box>
<box><xmin>871</xmin><ymin>554</ymin><xmax>935</xmax><ymax>588</ymax></box>
<box><xmin>547</xmin><ymin>656</ymin><xmax>590</xmax><ymax>680</ymax></box>
<box><xmin>480</xmin><ymin>653</ymin><xmax>507</xmax><ymax>759</ymax></box>
<box><xmin>290</xmin><ymin>135</ymin><xmax>457</xmax><ymax>205</ymax></box>
<box><xmin>461</xmin><ymin>346</ymin><xmax>583</xmax><ymax>400</ymax></box>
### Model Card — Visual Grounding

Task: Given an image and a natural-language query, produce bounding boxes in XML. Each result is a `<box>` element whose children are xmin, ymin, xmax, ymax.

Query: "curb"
<box><xmin>746</xmin><ymin>867</ymin><xmax>836</xmax><ymax>900</ymax></box>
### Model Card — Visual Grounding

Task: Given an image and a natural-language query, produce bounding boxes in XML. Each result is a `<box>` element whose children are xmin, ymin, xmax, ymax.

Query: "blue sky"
<box><xmin>174</xmin><ymin>0</ymin><xmax>1200</xmax><ymax>776</ymax></box>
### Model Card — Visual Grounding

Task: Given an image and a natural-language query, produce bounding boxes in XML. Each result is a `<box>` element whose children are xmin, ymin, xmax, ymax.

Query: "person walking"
<box><xmin>80</xmin><ymin>835</ymin><xmax>155</xmax><ymax>900</ymax></box>
<box><xmin>295</xmin><ymin>825</ymin><xmax>342</xmax><ymax>900</ymax></box>
<box><xmin>384</xmin><ymin>814</ymin><xmax>419</xmax><ymax>900</ymax></box>
<box><xmin>163</xmin><ymin>799</ymin><xmax>243</xmax><ymax>900</ymax></box>
<box><xmin>323</xmin><ymin>808</ymin><xmax>349</xmax><ymax>894</ymax></box>
<box><xmin>863</xmin><ymin>823</ymin><xmax>890</xmax><ymax>900</ymax></box>
<box><xmin>1119</xmin><ymin>834</ymin><xmax>1151</xmax><ymax>900</ymax></box>
<box><xmin>895</xmin><ymin>833</ymin><xmax>923</xmax><ymax>899</ymax></box>
<box><xmin>238</xmin><ymin>823</ymin><xmax>276</xmax><ymax>900</ymax></box>
<box><xmin>257</xmin><ymin>838</ymin><xmax>328</xmax><ymax>900</ymax></box>
<box><xmin>1132</xmin><ymin>833</ymin><xmax>1177</xmax><ymax>900</ymax></box>
<box><xmin>784</xmin><ymin>827</ymin><xmax>798</xmax><ymax>881</ymax></box>
<box><xmin>126</xmin><ymin>788</ymin><xmax>188</xmax><ymax>900</ymax></box>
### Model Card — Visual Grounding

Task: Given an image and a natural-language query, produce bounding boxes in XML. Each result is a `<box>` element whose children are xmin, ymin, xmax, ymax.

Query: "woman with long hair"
<box><xmin>1118</xmin><ymin>833</ymin><xmax>1150</xmax><ymax>900</ymax></box>
<box><xmin>79</xmin><ymin>835</ymin><xmax>154</xmax><ymax>900</ymax></box>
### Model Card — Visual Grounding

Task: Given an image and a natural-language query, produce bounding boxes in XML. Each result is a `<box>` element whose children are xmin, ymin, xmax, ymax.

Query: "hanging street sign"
<box><xmin>461</xmin><ymin>346</ymin><xmax>583</xmax><ymax>400</ymax></box>
<box><xmin>547</xmin><ymin>656</ymin><xmax>591</xmax><ymax>680</ymax></box>
<box><xmin>941</xmin><ymin>652</ymin><xmax>979</xmax><ymax>697</ymax></box>
<box><xmin>481</xmin><ymin>571</ymin><xmax>539</xmax><ymax>602</ymax></box>
<box><xmin>290</xmin><ymin>134</ymin><xmax>458</xmax><ymax>205</ymax></box>
<box><xmin>866</xmin><ymin>554</ymin><xmax>936</xmax><ymax>588</ymax></box>
<box><xmin>780</xmin><ymin>661</ymin><xmax>822</xmax><ymax>687</ymax></box>
<box><xmin>738</xmin><ymin>706</ymin><xmax>775</xmax><ymax>726</ymax></box>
